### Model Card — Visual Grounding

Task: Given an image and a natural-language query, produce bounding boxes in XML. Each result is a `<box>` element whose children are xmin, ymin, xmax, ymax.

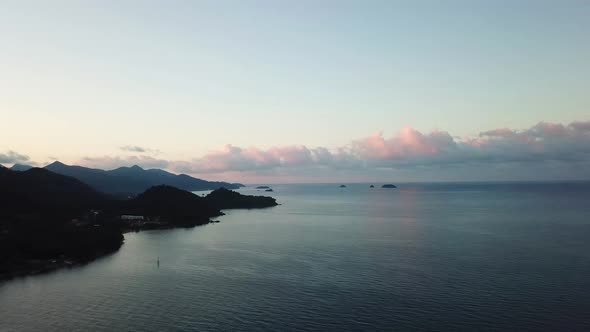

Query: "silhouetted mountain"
<box><xmin>0</xmin><ymin>167</ymin><xmax>106</xmax><ymax>216</ymax></box>
<box><xmin>45</xmin><ymin>161</ymin><xmax>243</xmax><ymax>196</ymax></box>
<box><xmin>10</xmin><ymin>164</ymin><xmax>33</xmax><ymax>171</ymax></box>
<box><xmin>44</xmin><ymin>161</ymin><xmax>142</xmax><ymax>195</ymax></box>
<box><xmin>0</xmin><ymin>168</ymin><xmax>122</xmax><ymax>279</ymax></box>
<box><xmin>382</xmin><ymin>184</ymin><xmax>397</xmax><ymax>188</ymax></box>
<box><xmin>205</xmin><ymin>188</ymin><xmax>278</xmax><ymax>209</ymax></box>
<box><xmin>122</xmin><ymin>185</ymin><xmax>222</xmax><ymax>226</ymax></box>
<box><xmin>110</xmin><ymin>165</ymin><xmax>244</xmax><ymax>192</ymax></box>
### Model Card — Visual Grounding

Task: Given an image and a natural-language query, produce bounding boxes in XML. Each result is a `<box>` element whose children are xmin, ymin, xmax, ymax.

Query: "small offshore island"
<box><xmin>0</xmin><ymin>166</ymin><xmax>277</xmax><ymax>281</ymax></box>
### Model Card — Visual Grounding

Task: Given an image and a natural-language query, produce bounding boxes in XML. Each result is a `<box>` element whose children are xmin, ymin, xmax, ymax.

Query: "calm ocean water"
<box><xmin>1</xmin><ymin>182</ymin><xmax>590</xmax><ymax>331</ymax></box>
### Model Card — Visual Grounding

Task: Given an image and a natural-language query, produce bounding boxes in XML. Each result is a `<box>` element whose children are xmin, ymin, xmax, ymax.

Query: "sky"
<box><xmin>1</xmin><ymin>0</ymin><xmax>589</xmax><ymax>183</ymax></box>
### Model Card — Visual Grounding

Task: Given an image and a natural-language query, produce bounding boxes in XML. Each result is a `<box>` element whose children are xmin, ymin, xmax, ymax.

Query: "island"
<box><xmin>382</xmin><ymin>184</ymin><xmax>397</xmax><ymax>188</ymax></box>
<box><xmin>0</xmin><ymin>167</ymin><xmax>278</xmax><ymax>280</ymax></box>
<box><xmin>370</xmin><ymin>185</ymin><xmax>375</xmax><ymax>188</ymax></box>
<box><xmin>339</xmin><ymin>185</ymin><xmax>346</xmax><ymax>188</ymax></box>
<box><xmin>265</xmin><ymin>188</ymin><xmax>274</xmax><ymax>192</ymax></box>
<box><xmin>255</xmin><ymin>186</ymin><xmax>271</xmax><ymax>189</ymax></box>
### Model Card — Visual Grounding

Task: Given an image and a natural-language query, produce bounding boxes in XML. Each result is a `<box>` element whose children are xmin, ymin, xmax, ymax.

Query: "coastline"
<box><xmin>0</xmin><ymin>184</ymin><xmax>278</xmax><ymax>283</ymax></box>
<box><xmin>0</xmin><ymin>243</ymin><xmax>122</xmax><ymax>282</ymax></box>
<box><xmin>1</xmin><ymin>215</ymin><xmax>231</xmax><ymax>282</ymax></box>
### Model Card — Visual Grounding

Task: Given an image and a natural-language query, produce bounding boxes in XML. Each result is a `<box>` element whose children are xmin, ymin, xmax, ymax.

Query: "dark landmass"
<box><xmin>206</xmin><ymin>188</ymin><xmax>278</xmax><ymax>209</ymax></box>
<box><xmin>370</xmin><ymin>185</ymin><xmax>375</xmax><ymax>188</ymax></box>
<box><xmin>0</xmin><ymin>168</ymin><xmax>122</xmax><ymax>280</ymax></box>
<box><xmin>0</xmin><ymin>168</ymin><xmax>275</xmax><ymax>281</ymax></box>
<box><xmin>339</xmin><ymin>184</ymin><xmax>347</xmax><ymax>188</ymax></box>
<box><xmin>255</xmin><ymin>186</ymin><xmax>270</xmax><ymax>189</ymax></box>
<box><xmin>45</xmin><ymin>161</ymin><xmax>244</xmax><ymax>196</ymax></box>
<box><xmin>10</xmin><ymin>164</ymin><xmax>33</xmax><ymax>171</ymax></box>
<box><xmin>121</xmin><ymin>185</ymin><xmax>223</xmax><ymax>228</ymax></box>
<box><xmin>382</xmin><ymin>184</ymin><xmax>397</xmax><ymax>188</ymax></box>
<box><xmin>0</xmin><ymin>167</ymin><xmax>107</xmax><ymax>212</ymax></box>
<box><xmin>265</xmin><ymin>188</ymin><xmax>274</xmax><ymax>192</ymax></box>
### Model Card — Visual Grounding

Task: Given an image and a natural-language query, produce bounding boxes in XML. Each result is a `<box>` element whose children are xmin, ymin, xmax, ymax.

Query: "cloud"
<box><xmin>120</xmin><ymin>145</ymin><xmax>160</xmax><ymax>154</ymax></box>
<box><xmin>350</xmin><ymin>128</ymin><xmax>455</xmax><ymax>162</ymax></box>
<box><xmin>167</xmin><ymin>120</ymin><xmax>590</xmax><ymax>174</ymax></box>
<box><xmin>0</xmin><ymin>150</ymin><xmax>31</xmax><ymax>164</ymax></box>
<box><xmin>74</xmin><ymin>120</ymin><xmax>590</xmax><ymax>181</ymax></box>
<box><xmin>458</xmin><ymin>121</ymin><xmax>590</xmax><ymax>164</ymax></box>
<box><xmin>479</xmin><ymin>128</ymin><xmax>516</xmax><ymax>138</ymax></box>
<box><xmin>569</xmin><ymin>121</ymin><xmax>590</xmax><ymax>132</ymax></box>
<box><xmin>168</xmin><ymin>144</ymin><xmax>363</xmax><ymax>174</ymax></box>
<box><xmin>79</xmin><ymin>155</ymin><xmax>170</xmax><ymax>170</ymax></box>
<box><xmin>120</xmin><ymin>145</ymin><xmax>147</xmax><ymax>153</ymax></box>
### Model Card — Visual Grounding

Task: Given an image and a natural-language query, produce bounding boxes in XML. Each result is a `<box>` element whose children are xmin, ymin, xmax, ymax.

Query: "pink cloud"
<box><xmin>351</xmin><ymin>128</ymin><xmax>454</xmax><ymax>161</ymax></box>
<box><xmin>167</xmin><ymin>120</ymin><xmax>590</xmax><ymax>174</ymax></box>
<box><xmin>74</xmin><ymin>120</ymin><xmax>590</xmax><ymax>177</ymax></box>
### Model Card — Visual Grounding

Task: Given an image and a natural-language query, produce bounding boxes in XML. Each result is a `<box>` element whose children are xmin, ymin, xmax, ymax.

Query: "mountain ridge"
<box><xmin>44</xmin><ymin>161</ymin><xmax>244</xmax><ymax>196</ymax></box>
<box><xmin>9</xmin><ymin>164</ymin><xmax>33</xmax><ymax>171</ymax></box>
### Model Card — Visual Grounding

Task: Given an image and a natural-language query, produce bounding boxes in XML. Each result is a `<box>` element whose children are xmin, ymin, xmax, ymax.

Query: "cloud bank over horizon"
<box><xmin>3</xmin><ymin>120</ymin><xmax>590</xmax><ymax>182</ymax></box>
<box><xmin>170</xmin><ymin>120</ymin><xmax>590</xmax><ymax>175</ymax></box>
<box><xmin>81</xmin><ymin>120</ymin><xmax>590</xmax><ymax>181</ymax></box>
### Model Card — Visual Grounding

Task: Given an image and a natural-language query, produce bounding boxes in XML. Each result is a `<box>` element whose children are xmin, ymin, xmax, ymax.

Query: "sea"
<box><xmin>1</xmin><ymin>182</ymin><xmax>590</xmax><ymax>331</ymax></box>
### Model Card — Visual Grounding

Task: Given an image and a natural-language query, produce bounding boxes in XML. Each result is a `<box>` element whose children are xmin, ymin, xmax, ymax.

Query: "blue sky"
<box><xmin>1</xmin><ymin>1</ymin><xmax>589</xmax><ymax>182</ymax></box>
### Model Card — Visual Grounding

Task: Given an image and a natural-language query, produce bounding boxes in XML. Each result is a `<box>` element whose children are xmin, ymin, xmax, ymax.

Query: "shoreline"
<box><xmin>0</xmin><ymin>245</ymin><xmax>122</xmax><ymax>282</ymax></box>
<box><xmin>0</xmin><ymin>218</ymin><xmax>225</xmax><ymax>283</ymax></box>
<box><xmin>0</xmin><ymin>186</ymin><xmax>278</xmax><ymax>283</ymax></box>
